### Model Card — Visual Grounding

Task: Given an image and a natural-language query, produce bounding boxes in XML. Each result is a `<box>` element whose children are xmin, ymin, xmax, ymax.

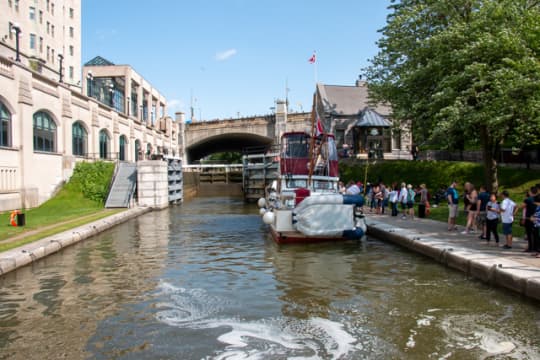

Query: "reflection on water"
<box><xmin>0</xmin><ymin>197</ymin><xmax>538</xmax><ymax>359</ymax></box>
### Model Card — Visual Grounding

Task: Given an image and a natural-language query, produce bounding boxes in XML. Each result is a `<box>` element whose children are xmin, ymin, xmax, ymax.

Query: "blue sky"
<box><xmin>82</xmin><ymin>1</ymin><xmax>391</xmax><ymax>120</ymax></box>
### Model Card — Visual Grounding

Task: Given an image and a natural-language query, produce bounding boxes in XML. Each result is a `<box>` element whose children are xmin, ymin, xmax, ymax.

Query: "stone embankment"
<box><xmin>0</xmin><ymin>207</ymin><xmax>151</xmax><ymax>276</ymax></box>
<box><xmin>367</xmin><ymin>216</ymin><xmax>540</xmax><ymax>302</ymax></box>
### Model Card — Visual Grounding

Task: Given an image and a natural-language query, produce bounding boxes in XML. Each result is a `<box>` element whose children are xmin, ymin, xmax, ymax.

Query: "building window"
<box><xmin>51</xmin><ymin>24</ymin><xmax>54</xmax><ymax>37</ymax></box>
<box><xmin>119</xmin><ymin>135</ymin><xmax>127</xmax><ymax>161</ymax></box>
<box><xmin>69</xmin><ymin>66</ymin><xmax>73</xmax><ymax>80</ymax></box>
<box><xmin>14</xmin><ymin>0</ymin><xmax>19</xmax><ymax>12</ymax></box>
<box><xmin>134</xmin><ymin>139</ymin><xmax>141</xmax><ymax>161</ymax></box>
<box><xmin>39</xmin><ymin>37</ymin><xmax>43</xmax><ymax>53</ymax></box>
<box><xmin>33</xmin><ymin>111</ymin><xmax>56</xmax><ymax>152</ymax></box>
<box><xmin>29</xmin><ymin>6</ymin><xmax>36</xmax><ymax>20</ymax></box>
<box><xmin>46</xmin><ymin>21</ymin><xmax>50</xmax><ymax>34</ymax></box>
<box><xmin>51</xmin><ymin>2</ymin><xmax>54</xmax><ymax>15</ymax></box>
<box><xmin>69</xmin><ymin>7</ymin><xmax>74</xmax><ymax>18</ymax></box>
<box><xmin>51</xmin><ymin>49</ymin><xmax>55</xmax><ymax>63</ymax></box>
<box><xmin>0</xmin><ymin>101</ymin><xmax>12</xmax><ymax>147</ymax></box>
<box><xmin>46</xmin><ymin>0</ymin><xmax>49</xmax><ymax>11</ymax></box>
<box><xmin>69</xmin><ymin>26</ymin><xmax>74</xmax><ymax>38</ymax></box>
<box><xmin>69</xmin><ymin>45</ymin><xmax>73</xmax><ymax>56</ymax></box>
<box><xmin>8</xmin><ymin>0</ymin><xmax>12</xmax><ymax>9</ymax></box>
<box><xmin>29</xmin><ymin>33</ymin><xmax>36</xmax><ymax>49</ymax></box>
<box><xmin>72</xmin><ymin>121</ymin><xmax>87</xmax><ymax>156</ymax></box>
<box><xmin>8</xmin><ymin>22</ymin><xmax>13</xmax><ymax>41</ymax></box>
<box><xmin>39</xmin><ymin>10</ymin><xmax>43</xmax><ymax>23</ymax></box>
<box><xmin>46</xmin><ymin>46</ymin><xmax>50</xmax><ymax>61</ymax></box>
<box><xmin>99</xmin><ymin>130</ymin><xmax>110</xmax><ymax>159</ymax></box>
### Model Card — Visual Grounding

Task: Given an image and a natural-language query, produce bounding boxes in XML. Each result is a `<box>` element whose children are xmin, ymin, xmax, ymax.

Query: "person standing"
<box><xmin>418</xmin><ymin>184</ymin><xmax>429</xmax><ymax>218</ymax></box>
<box><xmin>389</xmin><ymin>184</ymin><xmax>399</xmax><ymax>216</ymax></box>
<box><xmin>398</xmin><ymin>182</ymin><xmax>408</xmax><ymax>219</ymax></box>
<box><xmin>406</xmin><ymin>184</ymin><xmax>416</xmax><ymax>219</ymax></box>
<box><xmin>476</xmin><ymin>185</ymin><xmax>490</xmax><ymax>240</ymax></box>
<box><xmin>462</xmin><ymin>182</ymin><xmax>478</xmax><ymax>234</ymax></box>
<box><xmin>486</xmin><ymin>193</ymin><xmax>500</xmax><ymax>245</ymax></box>
<box><xmin>447</xmin><ymin>181</ymin><xmax>459</xmax><ymax>231</ymax></box>
<box><xmin>519</xmin><ymin>186</ymin><xmax>539</xmax><ymax>252</ymax></box>
<box><xmin>500</xmin><ymin>190</ymin><xmax>517</xmax><ymax>249</ymax></box>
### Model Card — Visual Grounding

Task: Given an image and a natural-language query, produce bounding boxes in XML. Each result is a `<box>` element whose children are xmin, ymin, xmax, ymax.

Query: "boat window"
<box><xmin>283</xmin><ymin>134</ymin><xmax>309</xmax><ymax>158</ymax></box>
<box><xmin>286</xmin><ymin>179</ymin><xmax>307</xmax><ymax>188</ymax></box>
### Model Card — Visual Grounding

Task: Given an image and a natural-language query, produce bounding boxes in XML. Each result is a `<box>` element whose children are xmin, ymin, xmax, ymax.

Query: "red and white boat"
<box><xmin>258</xmin><ymin>131</ymin><xmax>366</xmax><ymax>244</ymax></box>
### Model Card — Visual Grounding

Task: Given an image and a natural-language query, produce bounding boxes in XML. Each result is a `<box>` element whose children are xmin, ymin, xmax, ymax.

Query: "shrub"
<box><xmin>66</xmin><ymin>161</ymin><xmax>115</xmax><ymax>203</ymax></box>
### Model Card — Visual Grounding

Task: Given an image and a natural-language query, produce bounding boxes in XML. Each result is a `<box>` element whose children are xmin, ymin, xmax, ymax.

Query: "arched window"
<box><xmin>33</xmin><ymin>111</ymin><xmax>57</xmax><ymax>152</ymax></box>
<box><xmin>134</xmin><ymin>139</ymin><xmax>141</xmax><ymax>161</ymax></box>
<box><xmin>119</xmin><ymin>135</ymin><xmax>127</xmax><ymax>161</ymax></box>
<box><xmin>99</xmin><ymin>130</ymin><xmax>110</xmax><ymax>159</ymax></box>
<box><xmin>0</xmin><ymin>101</ymin><xmax>11</xmax><ymax>147</ymax></box>
<box><xmin>72</xmin><ymin>121</ymin><xmax>87</xmax><ymax>156</ymax></box>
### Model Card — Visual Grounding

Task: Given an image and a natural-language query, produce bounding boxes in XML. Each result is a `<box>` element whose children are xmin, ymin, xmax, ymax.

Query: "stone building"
<box><xmin>313</xmin><ymin>80</ymin><xmax>412</xmax><ymax>159</ymax></box>
<box><xmin>0</xmin><ymin>0</ymin><xmax>81</xmax><ymax>87</ymax></box>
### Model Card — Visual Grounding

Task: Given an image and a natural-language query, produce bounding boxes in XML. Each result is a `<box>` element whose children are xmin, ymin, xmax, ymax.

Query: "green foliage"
<box><xmin>204</xmin><ymin>152</ymin><xmax>243</xmax><ymax>164</ymax></box>
<box><xmin>339</xmin><ymin>159</ymin><xmax>540</xmax><ymax>195</ymax></box>
<box><xmin>365</xmin><ymin>0</ymin><xmax>540</xmax><ymax>190</ymax></box>
<box><xmin>66</xmin><ymin>161</ymin><xmax>115</xmax><ymax>203</ymax></box>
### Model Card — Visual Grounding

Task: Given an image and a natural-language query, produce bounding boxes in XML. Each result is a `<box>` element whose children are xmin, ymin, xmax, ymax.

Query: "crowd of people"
<box><xmin>339</xmin><ymin>179</ymin><xmax>540</xmax><ymax>257</ymax></box>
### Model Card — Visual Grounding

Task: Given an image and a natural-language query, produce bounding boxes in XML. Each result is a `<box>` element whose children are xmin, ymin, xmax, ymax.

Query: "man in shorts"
<box><xmin>447</xmin><ymin>181</ymin><xmax>459</xmax><ymax>231</ymax></box>
<box><xmin>500</xmin><ymin>190</ymin><xmax>517</xmax><ymax>249</ymax></box>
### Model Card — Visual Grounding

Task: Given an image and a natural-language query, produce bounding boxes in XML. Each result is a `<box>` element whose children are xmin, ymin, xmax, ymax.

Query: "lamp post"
<box><xmin>57</xmin><ymin>53</ymin><xmax>64</xmax><ymax>83</ymax></box>
<box><xmin>86</xmin><ymin>70</ymin><xmax>93</xmax><ymax>97</ymax></box>
<box><xmin>11</xmin><ymin>23</ymin><xmax>21</xmax><ymax>62</ymax></box>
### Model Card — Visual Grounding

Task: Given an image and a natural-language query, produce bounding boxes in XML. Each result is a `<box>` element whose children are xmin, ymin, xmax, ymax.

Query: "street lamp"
<box><xmin>86</xmin><ymin>70</ymin><xmax>93</xmax><ymax>97</ymax></box>
<box><xmin>11</xmin><ymin>23</ymin><xmax>21</xmax><ymax>62</ymax></box>
<box><xmin>57</xmin><ymin>53</ymin><xmax>64</xmax><ymax>83</ymax></box>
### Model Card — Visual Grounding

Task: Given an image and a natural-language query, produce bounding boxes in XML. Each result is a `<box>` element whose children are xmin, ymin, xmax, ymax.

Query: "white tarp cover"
<box><xmin>293</xmin><ymin>194</ymin><xmax>343</xmax><ymax>214</ymax></box>
<box><xmin>295</xmin><ymin>204</ymin><xmax>354</xmax><ymax>237</ymax></box>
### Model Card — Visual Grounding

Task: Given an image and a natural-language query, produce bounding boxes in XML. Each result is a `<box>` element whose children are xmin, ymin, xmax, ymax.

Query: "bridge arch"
<box><xmin>186</xmin><ymin>132</ymin><xmax>273</xmax><ymax>163</ymax></box>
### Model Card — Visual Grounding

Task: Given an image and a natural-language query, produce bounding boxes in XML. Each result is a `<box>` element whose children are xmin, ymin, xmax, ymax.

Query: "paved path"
<box><xmin>365</xmin><ymin>214</ymin><xmax>540</xmax><ymax>302</ymax></box>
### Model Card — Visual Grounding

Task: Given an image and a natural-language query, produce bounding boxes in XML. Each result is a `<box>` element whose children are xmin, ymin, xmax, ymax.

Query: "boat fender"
<box><xmin>342</xmin><ymin>227</ymin><xmax>365</xmax><ymax>239</ymax></box>
<box><xmin>257</xmin><ymin>198</ymin><xmax>266</xmax><ymax>208</ymax></box>
<box><xmin>343</xmin><ymin>194</ymin><xmax>364</xmax><ymax>207</ymax></box>
<box><xmin>259</xmin><ymin>208</ymin><xmax>267</xmax><ymax>215</ymax></box>
<box><xmin>262</xmin><ymin>211</ymin><xmax>275</xmax><ymax>225</ymax></box>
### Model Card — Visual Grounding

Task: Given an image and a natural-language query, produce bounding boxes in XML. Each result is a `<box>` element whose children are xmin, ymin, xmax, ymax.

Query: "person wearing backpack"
<box><xmin>447</xmin><ymin>181</ymin><xmax>459</xmax><ymax>231</ymax></box>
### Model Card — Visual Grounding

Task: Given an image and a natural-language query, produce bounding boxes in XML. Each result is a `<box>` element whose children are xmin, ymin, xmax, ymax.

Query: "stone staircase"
<box><xmin>105</xmin><ymin>162</ymin><xmax>137</xmax><ymax>208</ymax></box>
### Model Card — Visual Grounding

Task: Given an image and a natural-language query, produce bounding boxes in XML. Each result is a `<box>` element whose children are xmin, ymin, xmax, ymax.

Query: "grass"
<box><xmin>0</xmin><ymin>161</ymin><xmax>119</xmax><ymax>252</ymax></box>
<box><xmin>0</xmin><ymin>210</ymin><xmax>122</xmax><ymax>252</ymax></box>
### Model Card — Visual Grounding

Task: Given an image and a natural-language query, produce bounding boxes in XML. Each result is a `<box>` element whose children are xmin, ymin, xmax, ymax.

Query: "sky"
<box><xmin>82</xmin><ymin>0</ymin><xmax>391</xmax><ymax>121</ymax></box>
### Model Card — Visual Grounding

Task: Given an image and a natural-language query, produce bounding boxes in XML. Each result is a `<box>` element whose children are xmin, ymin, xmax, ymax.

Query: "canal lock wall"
<box><xmin>366</xmin><ymin>219</ymin><xmax>540</xmax><ymax>302</ymax></box>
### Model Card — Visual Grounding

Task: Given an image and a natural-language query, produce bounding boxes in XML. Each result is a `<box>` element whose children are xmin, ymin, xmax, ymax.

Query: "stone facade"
<box><xmin>0</xmin><ymin>56</ymin><xmax>180</xmax><ymax>211</ymax></box>
<box><xmin>0</xmin><ymin>0</ymin><xmax>81</xmax><ymax>88</ymax></box>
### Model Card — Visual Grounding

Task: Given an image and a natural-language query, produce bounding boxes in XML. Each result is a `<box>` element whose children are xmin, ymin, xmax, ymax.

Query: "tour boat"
<box><xmin>257</xmin><ymin>131</ymin><xmax>366</xmax><ymax>244</ymax></box>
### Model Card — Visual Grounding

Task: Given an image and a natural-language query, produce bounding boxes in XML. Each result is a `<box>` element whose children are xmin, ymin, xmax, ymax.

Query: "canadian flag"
<box><xmin>308</xmin><ymin>52</ymin><xmax>316</xmax><ymax>64</ymax></box>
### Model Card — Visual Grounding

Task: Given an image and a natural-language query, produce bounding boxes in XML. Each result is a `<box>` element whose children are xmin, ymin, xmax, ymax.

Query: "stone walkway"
<box><xmin>365</xmin><ymin>214</ymin><xmax>540</xmax><ymax>302</ymax></box>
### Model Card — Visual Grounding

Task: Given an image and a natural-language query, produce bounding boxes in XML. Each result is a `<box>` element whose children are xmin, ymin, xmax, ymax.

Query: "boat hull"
<box><xmin>269</xmin><ymin>224</ymin><xmax>356</xmax><ymax>244</ymax></box>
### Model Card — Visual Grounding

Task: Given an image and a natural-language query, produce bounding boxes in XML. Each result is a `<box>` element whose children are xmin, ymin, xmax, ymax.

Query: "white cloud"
<box><xmin>215</xmin><ymin>48</ymin><xmax>237</xmax><ymax>61</ymax></box>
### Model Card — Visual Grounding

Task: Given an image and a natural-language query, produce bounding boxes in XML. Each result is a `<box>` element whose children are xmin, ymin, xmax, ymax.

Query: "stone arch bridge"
<box><xmin>178</xmin><ymin>110</ymin><xmax>310</xmax><ymax>164</ymax></box>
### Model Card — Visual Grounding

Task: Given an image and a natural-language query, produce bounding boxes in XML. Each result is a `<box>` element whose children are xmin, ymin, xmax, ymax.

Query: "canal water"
<box><xmin>0</xmin><ymin>197</ymin><xmax>538</xmax><ymax>359</ymax></box>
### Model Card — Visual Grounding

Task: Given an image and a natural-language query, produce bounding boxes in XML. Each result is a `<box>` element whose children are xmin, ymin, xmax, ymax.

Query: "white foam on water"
<box><xmin>439</xmin><ymin>315</ymin><xmax>540</xmax><ymax>359</ymax></box>
<box><xmin>406</xmin><ymin>329</ymin><xmax>417</xmax><ymax>349</ymax></box>
<box><xmin>154</xmin><ymin>282</ymin><xmax>361</xmax><ymax>359</ymax></box>
<box><xmin>416</xmin><ymin>315</ymin><xmax>435</xmax><ymax>327</ymax></box>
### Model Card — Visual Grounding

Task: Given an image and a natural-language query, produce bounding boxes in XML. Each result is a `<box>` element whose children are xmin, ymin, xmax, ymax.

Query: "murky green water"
<box><xmin>0</xmin><ymin>197</ymin><xmax>538</xmax><ymax>359</ymax></box>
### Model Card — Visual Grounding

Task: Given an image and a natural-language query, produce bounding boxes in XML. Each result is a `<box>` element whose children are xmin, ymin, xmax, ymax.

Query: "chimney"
<box><xmin>355</xmin><ymin>75</ymin><xmax>365</xmax><ymax>87</ymax></box>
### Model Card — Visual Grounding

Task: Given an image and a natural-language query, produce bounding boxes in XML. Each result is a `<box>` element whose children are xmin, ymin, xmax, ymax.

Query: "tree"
<box><xmin>365</xmin><ymin>0</ymin><xmax>540</xmax><ymax>191</ymax></box>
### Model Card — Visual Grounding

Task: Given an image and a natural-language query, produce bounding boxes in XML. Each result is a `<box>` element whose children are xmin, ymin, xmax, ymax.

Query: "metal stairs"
<box><xmin>105</xmin><ymin>162</ymin><xmax>137</xmax><ymax>208</ymax></box>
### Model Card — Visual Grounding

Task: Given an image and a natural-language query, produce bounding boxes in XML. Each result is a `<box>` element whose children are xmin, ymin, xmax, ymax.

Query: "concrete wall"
<box><xmin>137</xmin><ymin>160</ymin><xmax>168</xmax><ymax>209</ymax></box>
